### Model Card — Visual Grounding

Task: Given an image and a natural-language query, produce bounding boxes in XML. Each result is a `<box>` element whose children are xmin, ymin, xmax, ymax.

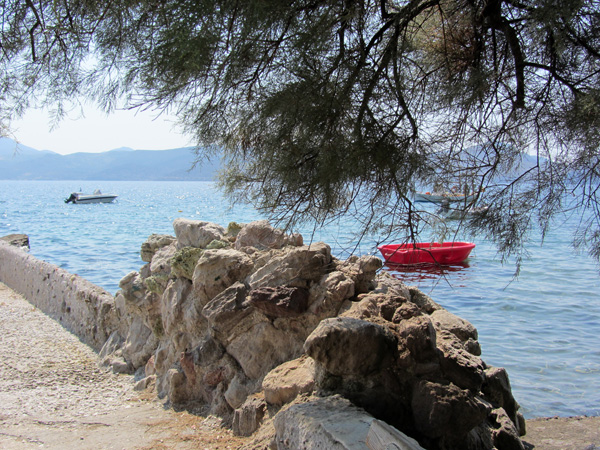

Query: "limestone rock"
<box><xmin>119</xmin><ymin>271</ymin><xmax>146</xmax><ymax>302</ymax></box>
<box><xmin>436</xmin><ymin>329</ymin><xmax>486</xmax><ymax>392</ymax></box>
<box><xmin>173</xmin><ymin>218</ymin><xmax>226</xmax><ymax>248</ymax></box>
<box><xmin>134</xmin><ymin>375</ymin><xmax>156</xmax><ymax>391</ymax></box>
<box><xmin>411</xmin><ymin>380</ymin><xmax>491</xmax><ymax>443</ymax></box>
<box><xmin>203</xmin><ymin>284</ymin><xmax>308</xmax><ymax>381</ymax></box>
<box><xmin>431</xmin><ymin>308</ymin><xmax>478</xmax><ymax>342</ymax></box>
<box><xmin>366</xmin><ymin>419</ymin><xmax>426</xmax><ymax>450</ymax></box>
<box><xmin>225</xmin><ymin>374</ymin><xmax>250</xmax><ymax>410</ymax></box>
<box><xmin>397</xmin><ymin>315</ymin><xmax>438</xmax><ymax>363</ymax></box>
<box><xmin>206</xmin><ymin>239</ymin><xmax>230</xmax><ymax>250</ymax></box>
<box><xmin>190</xmin><ymin>335</ymin><xmax>226</xmax><ymax>367</ymax></box>
<box><xmin>144</xmin><ymin>274</ymin><xmax>170</xmax><ymax>296</ymax></box>
<box><xmin>234</xmin><ymin>220</ymin><xmax>302</xmax><ymax>250</ymax></box>
<box><xmin>247</xmin><ymin>243</ymin><xmax>332</xmax><ymax>289</ymax></box>
<box><xmin>489</xmin><ymin>408</ymin><xmax>526</xmax><ymax>450</ymax></box>
<box><xmin>226</xmin><ymin>221</ymin><xmax>243</xmax><ymax>238</ymax></box>
<box><xmin>227</xmin><ymin>320</ymin><xmax>304</xmax><ymax>380</ymax></box>
<box><xmin>262</xmin><ymin>356</ymin><xmax>315</xmax><ymax>406</ymax></box>
<box><xmin>273</xmin><ymin>395</ymin><xmax>376</xmax><ymax>450</ymax></box>
<box><xmin>105</xmin><ymin>219</ymin><xmax>526</xmax><ymax>450</ymax></box>
<box><xmin>337</xmin><ymin>254</ymin><xmax>383</xmax><ymax>294</ymax></box>
<box><xmin>98</xmin><ymin>330</ymin><xmax>125</xmax><ymax>369</ymax></box>
<box><xmin>482</xmin><ymin>366</ymin><xmax>523</xmax><ymax>435</ymax></box>
<box><xmin>166</xmin><ymin>368</ymin><xmax>188</xmax><ymax>404</ymax></box>
<box><xmin>304</xmin><ymin>317</ymin><xmax>397</xmax><ymax>377</ymax></box>
<box><xmin>160</xmin><ymin>278</ymin><xmax>193</xmax><ymax>336</ymax></box>
<box><xmin>247</xmin><ymin>286</ymin><xmax>310</xmax><ymax>318</ymax></box>
<box><xmin>140</xmin><ymin>234</ymin><xmax>176</xmax><ymax>262</ymax></box>
<box><xmin>202</xmin><ymin>282</ymin><xmax>255</xmax><ymax>345</ymax></box>
<box><xmin>110</xmin><ymin>357</ymin><xmax>132</xmax><ymax>374</ymax></box>
<box><xmin>308</xmin><ymin>271</ymin><xmax>355</xmax><ymax>319</ymax></box>
<box><xmin>121</xmin><ymin>316</ymin><xmax>158</xmax><ymax>369</ymax></box>
<box><xmin>372</xmin><ymin>271</ymin><xmax>412</xmax><ymax>299</ymax></box>
<box><xmin>98</xmin><ymin>332</ymin><xmax>131</xmax><ymax>374</ymax></box>
<box><xmin>340</xmin><ymin>292</ymin><xmax>412</xmax><ymax>323</ymax></box>
<box><xmin>193</xmin><ymin>249</ymin><xmax>254</xmax><ymax>305</ymax></box>
<box><xmin>149</xmin><ymin>242</ymin><xmax>177</xmax><ymax>276</ymax></box>
<box><xmin>407</xmin><ymin>286</ymin><xmax>442</xmax><ymax>314</ymax></box>
<box><xmin>233</xmin><ymin>395</ymin><xmax>267</xmax><ymax>437</ymax></box>
<box><xmin>145</xmin><ymin>355</ymin><xmax>156</xmax><ymax>376</ymax></box>
<box><xmin>118</xmin><ymin>274</ymin><xmax>162</xmax><ymax>336</ymax></box>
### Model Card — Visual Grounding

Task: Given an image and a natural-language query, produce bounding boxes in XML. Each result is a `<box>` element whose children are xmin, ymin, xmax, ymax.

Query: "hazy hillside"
<box><xmin>0</xmin><ymin>138</ymin><xmax>219</xmax><ymax>180</ymax></box>
<box><xmin>0</xmin><ymin>138</ymin><xmax>57</xmax><ymax>161</ymax></box>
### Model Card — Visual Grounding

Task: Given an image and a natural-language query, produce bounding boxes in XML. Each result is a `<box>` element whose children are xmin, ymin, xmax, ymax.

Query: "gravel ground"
<box><xmin>0</xmin><ymin>281</ymin><xmax>598</xmax><ymax>450</ymax></box>
<box><xmin>0</xmin><ymin>282</ymin><xmax>247</xmax><ymax>450</ymax></box>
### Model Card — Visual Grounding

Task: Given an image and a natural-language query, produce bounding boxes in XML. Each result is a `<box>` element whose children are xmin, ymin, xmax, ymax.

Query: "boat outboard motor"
<box><xmin>65</xmin><ymin>193</ymin><xmax>77</xmax><ymax>203</ymax></box>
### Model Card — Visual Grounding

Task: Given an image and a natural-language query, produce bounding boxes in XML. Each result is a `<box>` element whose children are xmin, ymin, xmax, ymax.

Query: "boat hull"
<box><xmin>378</xmin><ymin>242</ymin><xmax>475</xmax><ymax>265</ymax></box>
<box><xmin>414</xmin><ymin>192</ymin><xmax>476</xmax><ymax>204</ymax></box>
<box><xmin>73</xmin><ymin>195</ymin><xmax>117</xmax><ymax>204</ymax></box>
<box><xmin>65</xmin><ymin>192</ymin><xmax>118</xmax><ymax>204</ymax></box>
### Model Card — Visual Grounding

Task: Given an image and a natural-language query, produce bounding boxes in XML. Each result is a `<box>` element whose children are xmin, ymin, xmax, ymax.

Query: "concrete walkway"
<box><xmin>0</xmin><ymin>282</ymin><xmax>246</xmax><ymax>450</ymax></box>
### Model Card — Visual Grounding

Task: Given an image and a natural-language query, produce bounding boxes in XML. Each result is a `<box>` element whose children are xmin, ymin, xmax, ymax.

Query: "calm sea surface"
<box><xmin>1</xmin><ymin>180</ymin><xmax>599</xmax><ymax>419</ymax></box>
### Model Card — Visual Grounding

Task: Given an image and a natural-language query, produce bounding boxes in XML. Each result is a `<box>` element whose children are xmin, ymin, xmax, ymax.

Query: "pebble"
<box><xmin>0</xmin><ymin>283</ymin><xmax>136</xmax><ymax>422</ymax></box>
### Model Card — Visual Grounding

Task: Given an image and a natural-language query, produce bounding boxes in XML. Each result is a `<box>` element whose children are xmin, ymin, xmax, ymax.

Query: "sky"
<box><xmin>10</xmin><ymin>106</ymin><xmax>194</xmax><ymax>155</ymax></box>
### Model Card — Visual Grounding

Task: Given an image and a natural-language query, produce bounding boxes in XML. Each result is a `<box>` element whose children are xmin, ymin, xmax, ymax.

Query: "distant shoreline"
<box><xmin>0</xmin><ymin>137</ymin><xmax>219</xmax><ymax>181</ymax></box>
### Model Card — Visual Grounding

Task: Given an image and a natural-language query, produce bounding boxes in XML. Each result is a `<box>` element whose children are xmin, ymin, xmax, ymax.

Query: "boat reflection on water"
<box><xmin>382</xmin><ymin>261</ymin><xmax>471</xmax><ymax>284</ymax></box>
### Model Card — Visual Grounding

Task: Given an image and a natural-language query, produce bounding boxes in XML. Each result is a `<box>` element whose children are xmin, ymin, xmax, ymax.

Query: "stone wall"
<box><xmin>0</xmin><ymin>240</ymin><xmax>121</xmax><ymax>351</ymax></box>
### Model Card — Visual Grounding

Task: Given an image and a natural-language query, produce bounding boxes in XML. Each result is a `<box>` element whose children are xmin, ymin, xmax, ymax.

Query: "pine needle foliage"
<box><xmin>2</xmin><ymin>0</ymin><xmax>600</xmax><ymax>267</ymax></box>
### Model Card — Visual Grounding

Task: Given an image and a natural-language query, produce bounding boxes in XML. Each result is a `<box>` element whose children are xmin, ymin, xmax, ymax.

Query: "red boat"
<box><xmin>377</xmin><ymin>242</ymin><xmax>475</xmax><ymax>265</ymax></box>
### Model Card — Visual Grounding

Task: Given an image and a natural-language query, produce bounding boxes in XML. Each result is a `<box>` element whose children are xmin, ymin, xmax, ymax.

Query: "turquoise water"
<box><xmin>1</xmin><ymin>180</ymin><xmax>599</xmax><ymax>419</ymax></box>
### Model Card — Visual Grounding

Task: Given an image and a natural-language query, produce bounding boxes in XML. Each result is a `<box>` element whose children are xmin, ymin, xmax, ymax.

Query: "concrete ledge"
<box><xmin>0</xmin><ymin>240</ymin><xmax>120</xmax><ymax>351</ymax></box>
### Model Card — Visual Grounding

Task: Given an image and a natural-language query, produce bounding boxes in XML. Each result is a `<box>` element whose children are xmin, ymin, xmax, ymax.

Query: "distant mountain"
<box><xmin>0</xmin><ymin>138</ymin><xmax>57</xmax><ymax>161</ymax></box>
<box><xmin>0</xmin><ymin>138</ymin><xmax>219</xmax><ymax>181</ymax></box>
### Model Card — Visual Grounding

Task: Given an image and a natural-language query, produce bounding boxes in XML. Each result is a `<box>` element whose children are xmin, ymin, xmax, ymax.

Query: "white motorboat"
<box><xmin>65</xmin><ymin>189</ymin><xmax>117</xmax><ymax>204</ymax></box>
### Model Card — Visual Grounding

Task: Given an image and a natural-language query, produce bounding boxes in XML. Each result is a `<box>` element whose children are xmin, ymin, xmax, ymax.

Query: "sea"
<box><xmin>1</xmin><ymin>180</ymin><xmax>599</xmax><ymax>420</ymax></box>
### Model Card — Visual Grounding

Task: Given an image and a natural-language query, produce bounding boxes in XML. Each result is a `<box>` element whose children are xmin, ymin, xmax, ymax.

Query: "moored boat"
<box><xmin>438</xmin><ymin>205</ymin><xmax>489</xmax><ymax>220</ymax></box>
<box><xmin>414</xmin><ymin>191</ymin><xmax>477</xmax><ymax>204</ymax></box>
<box><xmin>65</xmin><ymin>189</ymin><xmax>117</xmax><ymax>204</ymax></box>
<box><xmin>377</xmin><ymin>242</ymin><xmax>475</xmax><ymax>265</ymax></box>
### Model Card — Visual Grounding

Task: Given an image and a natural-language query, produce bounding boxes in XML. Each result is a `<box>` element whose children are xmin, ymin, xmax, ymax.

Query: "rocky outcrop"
<box><xmin>101</xmin><ymin>219</ymin><xmax>525</xmax><ymax>450</ymax></box>
<box><xmin>140</xmin><ymin>234</ymin><xmax>176</xmax><ymax>262</ymax></box>
<box><xmin>0</xmin><ymin>233</ymin><xmax>30</xmax><ymax>250</ymax></box>
<box><xmin>173</xmin><ymin>218</ymin><xmax>226</xmax><ymax>248</ymax></box>
<box><xmin>273</xmin><ymin>395</ymin><xmax>414</xmax><ymax>449</ymax></box>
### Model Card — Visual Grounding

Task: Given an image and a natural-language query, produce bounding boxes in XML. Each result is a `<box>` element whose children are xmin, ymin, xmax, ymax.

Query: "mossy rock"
<box><xmin>226</xmin><ymin>222</ymin><xmax>243</xmax><ymax>237</ymax></box>
<box><xmin>170</xmin><ymin>246</ymin><xmax>205</xmax><ymax>280</ymax></box>
<box><xmin>206</xmin><ymin>239</ymin><xmax>230</xmax><ymax>250</ymax></box>
<box><xmin>151</xmin><ymin>317</ymin><xmax>165</xmax><ymax>339</ymax></box>
<box><xmin>144</xmin><ymin>274</ymin><xmax>170</xmax><ymax>295</ymax></box>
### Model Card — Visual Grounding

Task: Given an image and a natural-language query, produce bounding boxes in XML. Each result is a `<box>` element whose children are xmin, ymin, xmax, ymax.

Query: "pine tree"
<box><xmin>2</xmin><ymin>0</ymin><xmax>600</xmax><ymax>267</ymax></box>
